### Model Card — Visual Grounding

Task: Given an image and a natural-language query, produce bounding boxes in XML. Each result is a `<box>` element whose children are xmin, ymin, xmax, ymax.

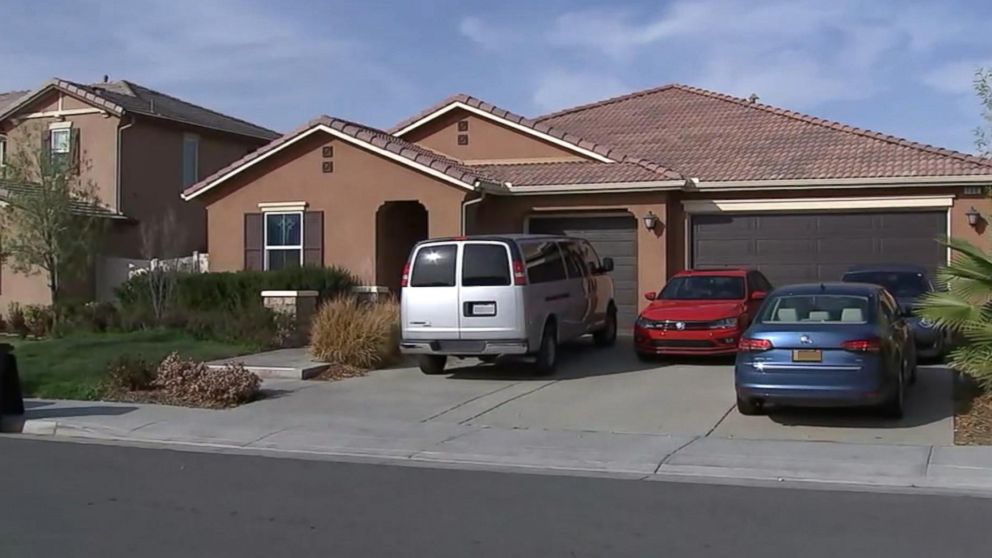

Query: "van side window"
<box><xmin>579</xmin><ymin>241</ymin><xmax>601</xmax><ymax>274</ymax></box>
<box><xmin>560</xmin><ymin>241</ymin><xmax>587</xmax><ymax>278</ymax></box>
<box><xmin>410</xmin><ymin>244</ymin><xmax>457</xmax><ymax>287</ymax></box>
<box><xmin>462</xmin><ymin>243</ymin><xmax>511</xmax><ymax>287</ymax></box>
<box><xmin>521</xmin><ymin>241</ymin><xmax>567</xmax><ymax>284</ymax></box>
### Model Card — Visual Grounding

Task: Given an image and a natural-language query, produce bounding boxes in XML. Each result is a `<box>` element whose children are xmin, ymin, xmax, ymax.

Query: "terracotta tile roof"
<box><xmin>1</xmin><ymin>79</ymin><xmax>278</xmax><ymax>140</ymax></box>
<box><xmin>0</xmin><ymin>179</ymin><xmax>126</xmax><ymax>218</ymax></box>
<box><xmin>538</xmin><ymin>84</ymin><xmax>992</xmax><ymax>182</ymax></box>
<box><xmin>392</xmin><ymin>93</ymin><xmax>682</xmax><ymax>180</ymax></box>
<box><xmin>0</xmin><ymin>90</ymin><xmax>29</xmax><ymax>114</ymax></box>
<box><xmin>183</xmin><ymin>115</ymin><xmax>495</xmax><ymax>199</ymax></box>
<box><xmin>470</xmin><ymin>161</ymin><xmax>673</xmax><ymax>187</ymax></box>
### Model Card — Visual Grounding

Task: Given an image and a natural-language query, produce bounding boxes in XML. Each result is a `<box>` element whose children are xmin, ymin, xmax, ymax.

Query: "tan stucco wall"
<box><xmin>0</xmin><ymin>268</ymin><xmax>52</xmax><ymax>308</ymax></box>
<box><xmin>402</xmin><ymin>108</ymin><xmax>586</xmax><ymax>163</ymax></box>
<box><xmin>201</xmin><ymin>133</ymin><xmax>469</xmax><ymax>284</ymax></box>
<box><xmin>1</xmin><ymin>90</ymin><xmax>121</xmax><ymax>210</ymax></box>
<box><xmin>474</xmin><ymin>192</ymin><xmax>668</xmax><ymax>312</ymax></box>
<box><xmin>117</xmin><ymin>119</ymin><xmax>262</xmax><ymax>258</ymax></box>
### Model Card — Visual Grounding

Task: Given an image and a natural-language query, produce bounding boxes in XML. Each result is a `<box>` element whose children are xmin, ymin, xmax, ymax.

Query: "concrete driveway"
<box><xmin>261</xmin><ymin>337</ymin><xmax>953</xmax><ymax>446</ymax></box>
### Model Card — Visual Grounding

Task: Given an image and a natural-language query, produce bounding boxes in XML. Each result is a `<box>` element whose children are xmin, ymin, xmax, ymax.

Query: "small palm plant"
<box><xmin>917</xmin><ymin>237</ymin><xmax>992</xmax><ymax>391</ymax></box>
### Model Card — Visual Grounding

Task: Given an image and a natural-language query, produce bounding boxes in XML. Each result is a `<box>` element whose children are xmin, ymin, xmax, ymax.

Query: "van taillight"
<box><xmin>400</xmin><ymin>261</ymin><xmax>411</xmax><ymax>288</ymax></box>
<box><xmin>738</xmin><ymin>338</ymin><xmax>772</xmax><ymax>352</ymax></box>
<box><xmin>842</xmin><ymin>338</ymin><xmax>881</xmax><ymax>353</ymax></box>
<box><xmin>512</xmin><ymin>260</ymin><xmax>527</xmax><ymax>285</ymax></box>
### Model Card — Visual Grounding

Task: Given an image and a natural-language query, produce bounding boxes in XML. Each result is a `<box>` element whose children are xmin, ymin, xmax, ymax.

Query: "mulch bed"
<box><xmin>312</xmin><ymin>363</ymin><xmax>369</xmax><ymax>382</ymax></box>
<box><xmin>954</xmin><ymin>375</ymin><xmax>992</xmax><ymax>445</ymax></box>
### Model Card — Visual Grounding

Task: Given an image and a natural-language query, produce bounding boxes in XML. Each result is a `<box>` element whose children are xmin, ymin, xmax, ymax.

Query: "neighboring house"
<box><xmin>182</xmin><ymin>84</ymin><xmax>992</xmax><ymax>329</ymax></box>
<box><xmin>0</xmin><ymin>78</ymin><xmax>278</xmax><ymax>306</ymax></box>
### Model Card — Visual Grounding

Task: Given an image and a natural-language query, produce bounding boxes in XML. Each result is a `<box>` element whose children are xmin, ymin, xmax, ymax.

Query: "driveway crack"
<box><xmin>653</xmin><ymin>436</ymin><xmax>699</xmax><ymax>474</ymax></box>
<box><xmin>705</xmin><ymin>404</ymin><xmax>735</xmax><ymax>437</ymax></box>
<box><xmin>421</xmin><ymin>382</ymin><xmax>522</xmax><ymax>423</ymax></box>
<box><xmin>458</xmin><ymin>380</ymin><xmax>558</xmax><ymax>425</ymax></box>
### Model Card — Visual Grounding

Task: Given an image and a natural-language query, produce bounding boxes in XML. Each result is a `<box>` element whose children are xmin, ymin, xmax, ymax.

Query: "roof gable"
<box><xmin>182</xmin><ymin>116</ymin><xmax>495</xmax><ymax>200</ymax></box>
<box><xmin>0</xmin><ymin>78</ymin><xmax>278</xmax><ymax>140</ymax></box>
<box><xmin>538</xmin><ymin>84</ymin><xmax>992</xmax><ymax>183</ymax></box>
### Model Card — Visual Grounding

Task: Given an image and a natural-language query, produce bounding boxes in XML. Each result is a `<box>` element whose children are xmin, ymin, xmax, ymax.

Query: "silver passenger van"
<box><xmin>400</xmin><ymin>234</ymin><xmax>617</xmax><ymax>375</ymax></box>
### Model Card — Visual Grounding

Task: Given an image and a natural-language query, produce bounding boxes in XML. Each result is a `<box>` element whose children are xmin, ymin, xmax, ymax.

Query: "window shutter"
<box><xmin>244</xmin><ymin>213</ymin><xmax>263</xmax><ymax>270</ymax></box>
<box><xmin>303</xmin><ymin>211</ymin><xmax>324</xmax><ymax>267</ymax></box>
<box><xmin>70</xmin><ymin>128</ymin><xmax>81</xmax><ymax>174</ymax></box>
<box><xmin>42</xmin><ymin>130</ymin><xmax>52</xmax><ymax>162</ymax></box>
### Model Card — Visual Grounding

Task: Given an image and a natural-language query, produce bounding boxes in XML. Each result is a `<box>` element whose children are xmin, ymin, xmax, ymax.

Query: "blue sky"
<box><xmin>2</xmin><ymin>0</ymin><xmax>991</xmax><ymax>152</ymax></box>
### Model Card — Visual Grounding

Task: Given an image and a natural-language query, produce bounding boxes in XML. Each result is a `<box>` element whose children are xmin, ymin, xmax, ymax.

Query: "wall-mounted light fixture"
<box><xmin>643</xmin><ymin>211</ymin><xmax>659</xmax><ymax>231</ymax></box>
<box><xmin>966</xmin><ymin>206</ymin><xmax>983</xmax><ymax>227</ymax></box>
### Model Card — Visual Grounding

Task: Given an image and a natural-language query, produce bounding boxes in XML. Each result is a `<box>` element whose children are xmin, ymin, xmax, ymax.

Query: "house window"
<box><xmin>50</xmin><ymin>128</ymin><xmax>71</xmax><ymax>168</ymax></box>
<box><xmin>0</xmin><ymin>135</ymin><xmax>6</xmax><ymax>170</ymax></box>
<box><xmin>264</xmin><ymin>212</ymin><xmax>303</xmax><ymax>270</ymax></box>
<box><xmin>182</xmin><ymin>133</ymin><xmax>199</xmax><ymax>187</ymax></box>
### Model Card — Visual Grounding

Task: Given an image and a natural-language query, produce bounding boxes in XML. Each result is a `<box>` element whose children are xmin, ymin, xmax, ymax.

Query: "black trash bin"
<box><xmin>0</xmin><ymin>343</ymin><xmax>24</xmax><ymax>416</ymax></box>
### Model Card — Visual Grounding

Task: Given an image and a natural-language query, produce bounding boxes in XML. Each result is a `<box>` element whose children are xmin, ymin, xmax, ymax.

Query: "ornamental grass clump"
<box><xmin>310</xmin><ymin>296</ymin><xmax>400</xmax><ymax>369</ymax></box>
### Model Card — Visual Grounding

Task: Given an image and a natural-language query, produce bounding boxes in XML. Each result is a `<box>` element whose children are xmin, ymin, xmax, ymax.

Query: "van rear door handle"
<box><xmin>545</xmin><ymin>293</ymin><xmax>570</xmax><ymax>302</ymax></box>
<box><xmin>410</xmin><ymin>321</ymin><xmax>430</xmax><ymax>326</ymax></box>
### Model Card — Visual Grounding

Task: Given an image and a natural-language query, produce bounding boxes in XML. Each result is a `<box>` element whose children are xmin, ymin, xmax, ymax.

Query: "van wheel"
<box><xmin>593</xmin><ymin>306</ymin><xmax>618</xmax><ymax>347</ymax></box>
<box><xmin>534</xmin><ymin>323</ymin><xmax>558</xmax><ymax>376</ymax></box>
<box><xmin>418</xmin><ymin>355</ymin><xmax>448</xmax><ymax>375</ymax></box>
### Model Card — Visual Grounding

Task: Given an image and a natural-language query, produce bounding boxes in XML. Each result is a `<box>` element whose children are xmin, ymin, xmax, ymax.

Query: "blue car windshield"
<box><xmin>760</xmin><ymin>295</ymin><xmax>871</xmax><ymax>324</ymax></box>
<box><xmin>660</xmin><ymin>276</ymin><xmax>745</xmax><ymax>300</ymax></box>
<box><xmin>844</xmin><ymin>271</ymin><xmax>930</xmax><ymax>298</ymax></box>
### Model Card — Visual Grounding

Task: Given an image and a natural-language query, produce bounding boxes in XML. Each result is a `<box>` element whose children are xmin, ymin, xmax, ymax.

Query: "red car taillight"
<box><xmin>738</xmin><ymin>338</ymin><xmax>773</xmax><ymax>352</ymax></box>
<box><xmin>400</xmin><ymin>261</ymin><xmax>411</xmax><ymax>288</ymax></box>
<box><xmin>842</xmin><ymin>338</ymin><xmax>881</xmax><ymax>353</ymax></box>
<box><xmin>512</xmin><ymin>260</ymin><xmax>527</xmax><ymax>285</ymax></box>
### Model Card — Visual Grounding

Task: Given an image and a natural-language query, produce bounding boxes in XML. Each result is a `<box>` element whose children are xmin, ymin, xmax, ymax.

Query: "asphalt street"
<box><xmin>1</xmin><ymin>437</ymin><xmax>991</xmax><ymax>557</ymax></box>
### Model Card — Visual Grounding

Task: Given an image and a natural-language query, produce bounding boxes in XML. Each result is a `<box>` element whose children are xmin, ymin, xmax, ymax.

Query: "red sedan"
<box><xmin>634</xmin><ymin>269</ymin><xmax>772</xmax><ymax>358</ymax></box>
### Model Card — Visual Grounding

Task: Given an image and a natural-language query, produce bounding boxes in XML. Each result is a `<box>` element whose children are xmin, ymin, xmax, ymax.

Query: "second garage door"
<box><xmin>692</xmin><ymin>211</ymin><xmax>947</xmax><ymax>287</ymax></box>
<box><xmin>528</xmin><ymin>215</ymin><xmax>638</xmax><ymax>329</ymax></box>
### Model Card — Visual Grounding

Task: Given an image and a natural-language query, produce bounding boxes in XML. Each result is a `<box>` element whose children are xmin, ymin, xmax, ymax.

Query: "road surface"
<box><xmin>1</xmin><ymin>437</ymin><xmax>990</xmax><ymax>557</ymax></box>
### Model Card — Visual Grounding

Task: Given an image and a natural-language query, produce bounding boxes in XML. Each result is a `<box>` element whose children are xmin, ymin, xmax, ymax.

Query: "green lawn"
<box><xmin>7</xmin><ymin>329</ymin><xmax>258</xmax><ymax>400</ymax></box>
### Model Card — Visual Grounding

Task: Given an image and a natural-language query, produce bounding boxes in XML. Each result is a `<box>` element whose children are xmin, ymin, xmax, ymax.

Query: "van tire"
<box><xmin>593</xmin><ymin>305</ymin><xmax>618</xmax><ymax>347</ymax></box>
<box><xmin>418</xmin><ymin>355</ymin><xmax>448</xmax><ymax>375</ymax></box>
<box><xmin>534</xmin><ymin>322</ymin><xmax>558</xmax><ymax>376</ymax></box>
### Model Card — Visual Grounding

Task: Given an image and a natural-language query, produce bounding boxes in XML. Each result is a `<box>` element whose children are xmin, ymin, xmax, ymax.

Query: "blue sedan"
<box><xmin>735</xmin><ymin>282</ymin><xmax>916</xmax><ymax>418</ymax></box>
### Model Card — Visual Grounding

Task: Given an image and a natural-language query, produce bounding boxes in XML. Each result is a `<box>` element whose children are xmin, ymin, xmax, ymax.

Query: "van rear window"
<box><xmin>462</xmin><ymin>244</ymin><xmax>511</xmax><ymax>287</ymax></box>
<box><xmin>410</xmin><ymin>244</ymin><xmax>456</xmax><ymax>287</ymax></box>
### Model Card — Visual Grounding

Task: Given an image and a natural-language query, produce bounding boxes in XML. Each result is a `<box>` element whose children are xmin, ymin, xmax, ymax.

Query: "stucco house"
<box><xmin>0</xmin><ymin>78</ymin><xmax>278</xmax><ymax>306</ymax></box>
<box><xmin>182</xmin><ymin>84</ymin><xmax>992</xmax><ymax>328</ymax></box>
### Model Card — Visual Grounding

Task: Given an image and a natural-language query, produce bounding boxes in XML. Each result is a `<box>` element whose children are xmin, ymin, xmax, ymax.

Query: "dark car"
<box><xmin>735</xmin><ymin>283</ymin><xmax>916</xmax><ymax>418</ymax></box>
<box><xmin>841</xmin><ymin>265</ymin><xmax>948</xmax><ymax>359</ymax></box>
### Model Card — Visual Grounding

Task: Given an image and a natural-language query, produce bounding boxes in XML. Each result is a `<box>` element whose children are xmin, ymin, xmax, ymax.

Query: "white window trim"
<box><xmin>0</xmin><ymin>135</ymin><xmax>7</xmax><ymax>168</ymax></box>
<box><xmin>182</xmin><ymin>133</ymin><xmax>200</xmax><ymax>187</ymax></box>
<box><xmin>50</xmin><ymin>127</ymin><xmax>71</xmax><ymax>154</ymax></box>
<box><xmin>48</xmin><ymin>121</ymin><xmax>73</xmax><ymax>130</ymax></box>
<box><xmin>259</xmin><ymin>201</ymin><xmax>308</xmax><ymax>212</ymax></box>
<box><xmin>263</xmin><ymin>211</ymin><xmax>304</xmax><ymax>271</ymax></box>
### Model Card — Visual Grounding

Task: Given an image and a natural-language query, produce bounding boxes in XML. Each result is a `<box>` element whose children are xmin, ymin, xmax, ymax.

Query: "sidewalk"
<box><xmin>7</xmin><ymin>382</ymin><xmax>992</xmax><ymax>495</ymax></box>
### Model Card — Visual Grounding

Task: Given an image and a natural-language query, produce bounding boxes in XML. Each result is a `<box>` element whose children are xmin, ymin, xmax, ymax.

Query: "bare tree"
<box><xmin>138</xmin><ymin>208</ymin><xmax>189</xmax><ymax>323</ymax></box>
<box><xmin>0</xmin><ymin>124</ymin><xmax>106</xmax><ymax>330</ymax></box>
<box><xmin>976</xmin><ymin>67</ymin><xmax>992</xmax><ymax>157</ymax></box>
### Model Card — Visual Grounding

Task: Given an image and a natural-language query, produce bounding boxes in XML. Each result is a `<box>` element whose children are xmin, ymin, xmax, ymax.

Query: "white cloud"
<box><xmin>532</xmin><ymin>70</ymin><xmax>629</xmax><ymax>113</ymax></box>
<box><xmin>922</xmin><ymin>60</ymin><xmax>992</xmax><ymax>95</ymax></box>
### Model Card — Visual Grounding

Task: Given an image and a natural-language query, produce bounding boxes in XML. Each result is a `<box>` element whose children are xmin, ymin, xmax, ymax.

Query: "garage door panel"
<box><xmin>692</xmin><ymin>210</ymin><xmax>946</xmax><ymax>287</ymax></box>
<box><xmin>528</xmin><ymin>215</ymin><xmax>638</xmax><ymax>330</ymax></box>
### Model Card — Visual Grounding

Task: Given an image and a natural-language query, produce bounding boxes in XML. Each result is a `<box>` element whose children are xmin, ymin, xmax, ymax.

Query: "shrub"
<box><xmin>184</xmin><ymin>306</ymin><xmax>281</xmax><ymax>346</ymax></box>
<box><xmin>7</xmin><ymin>303</ymin><xmax>27</xmax><ymax>337</ymax></box>
<box><xmin>310</xmin><ymin>296</ymin><xmax>400</xmax><ymax>369</ymax></box>
<box><xmin>106</xmin><ymin>355</ymin><xmax>156</xmax><ymax>391</ymax></box>
<box><xmin>153</xmin><ymin>352</ymin><xmax>261</xmax><ymax>407</ymax></box>
<box><xmin>23</xmin><ymin>305</ymin><xmax>54</xmax><ymax>338</ymax></box>
<box><xmin>59</xmin><ymin>301</ymin><xmax>120</xmax><ymax>333</ymax></box>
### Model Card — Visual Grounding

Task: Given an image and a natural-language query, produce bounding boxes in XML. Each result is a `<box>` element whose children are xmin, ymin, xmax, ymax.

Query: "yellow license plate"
<box><xmin>792</xmin><ymin>349</ymin><xmax>822</xmax><ymax>362</ymax></box>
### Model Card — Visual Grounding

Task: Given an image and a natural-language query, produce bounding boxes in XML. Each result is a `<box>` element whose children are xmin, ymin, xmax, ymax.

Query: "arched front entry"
<box><xmin>375</xmin><ymin>201</ymin><xmax>429</xmax><ymax>295</ymax></box>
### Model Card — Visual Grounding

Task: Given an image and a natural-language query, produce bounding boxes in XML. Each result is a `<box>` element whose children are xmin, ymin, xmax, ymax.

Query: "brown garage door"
<box><xmin>692</xmin><ymin>211</ymin><xmax>947</xmax><ymax>287</ymax></box>
<box><xmin>528</xmin><ymin>215</ymin><xmax>638</xmax><ymax>329</ymax></box>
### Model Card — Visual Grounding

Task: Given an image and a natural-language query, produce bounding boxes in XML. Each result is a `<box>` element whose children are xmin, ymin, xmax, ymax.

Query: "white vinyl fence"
<box><xmin>95</xmin><ymin>252</ymin><xmax>208</xmax><ymax>302</ymax></box>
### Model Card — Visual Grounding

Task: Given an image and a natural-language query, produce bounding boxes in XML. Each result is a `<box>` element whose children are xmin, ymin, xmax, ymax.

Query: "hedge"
<box><xmin>116</xmin><ymin>266</ymin><xmax>358</xmax><ymax>313</ymax></box>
